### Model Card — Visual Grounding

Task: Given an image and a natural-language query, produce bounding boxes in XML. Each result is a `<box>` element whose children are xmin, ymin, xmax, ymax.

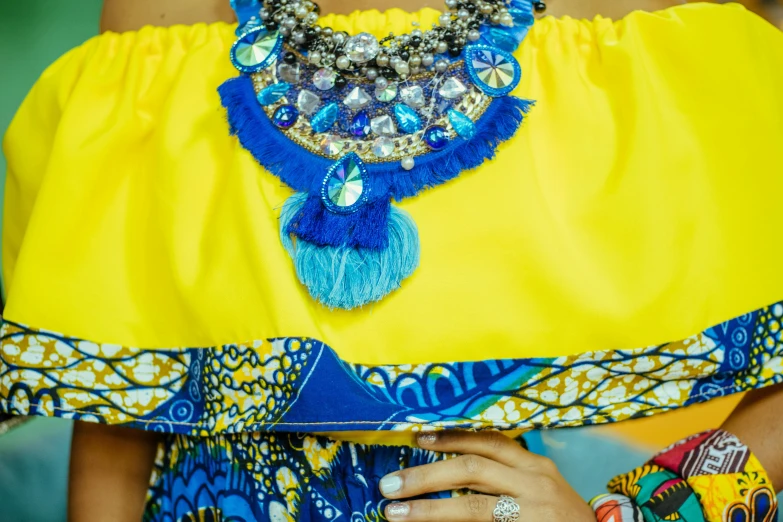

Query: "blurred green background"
<box><xmin>0</xmin><ymin>0</ymin><xmax>102</xmax><ymax>300</ymax></box>
<box><xmin>0</xmin><ymin>1</ymin><xmax>101</xmax><ymax>519</ymax></box>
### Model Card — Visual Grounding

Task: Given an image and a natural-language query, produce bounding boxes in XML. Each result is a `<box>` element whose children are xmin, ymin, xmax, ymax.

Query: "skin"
<box><xmin>70</xmin><ymin>1</ymin><xmax>781</xmax><ymax>521</ymax></box>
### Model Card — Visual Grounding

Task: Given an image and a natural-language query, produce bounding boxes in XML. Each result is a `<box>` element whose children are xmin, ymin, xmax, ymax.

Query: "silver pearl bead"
<box><xmin>309</xmin><ymin>51</ymin><xmax>322</xmax><ymax>65</ymax></box>
<box><xmin>500</xmin><ymin>13</ymin><xmax>514</xmax><ymax>27</ymax></box>
<box><xmin>390</xmin><ymin>56</ymin><xmax>402</xmax><ymax>67</ymax></box>
<box><xmin>421</xmin><ymin>53</ymin><xmax>434</xmax><ymax>67</ymax></box>
<box><xmin>490</xmin><ymin>13</ymin><xmax>501</xmax><ymax>24</ymax></box>
<box><xmin>411</xmin><ymin>29</ymin><xmax>423</xmax><ymax>38</ymax></box>
<box><xmin>445</xmin><ymin>0</ymin><xmax>458</xmax><ymax>8</ymax></box>
<box><xmin>282</xmin><ymin>17</ymin><xmax>297</xmax><ymax>29</ymax></box>
<box><xmin>376</xmin><ymin>54</ymin><xmax>390</xmax><ymax>67</ymax></box>
<box><xmin>332</xmin><ymin>32</ymin><xmax>346</xmax><ymax>45</ymax></box>
<box><xmin>293</xmin><ymin>31</ymin><xmax>307</xmax><ymax>44</ymax></box>
<box><xmin>394</xmin><ymin>61</ymin><xmax>410</xmax><ymax>75</ymax></box>
<box><xmin>480</xmin><ymin>3</ymin><xmax>493</xmax><ymax>14</ymax></box>
<box><xmin>279</xmin><ymin>26</ymin><xmax>291</xmax><ymax>36</ymax></box>
<box><xmin>467</xmin><ymin>29</ymin><xmax>481</xmax><ymax>41</ymax></box>
<box><xmin>438</xmin><ymin>14</ymin><xmax>452</xmax><ymax>26</ymax></box>
<box><xmin>434</xmin><ymin>59</ymin><xmax>449</xmax><ymax>73</ymax></box>
<box><xmin>436</xmin><ymin>41</ymin><xmax>449</xmax><ymax>54</ymax></box>
<box><xmin>336</xmin><ymin>56</ymin><xmax>351</xmax><ymax>69</ymax></box>
<box><xmin>323</xmin><ymin>54</ymin><xmax>336</xmax><ymax>66</ymax></box>
<box><xmin>322</xmin><ymin>27</ymin><xmax>333</xmax><ymax>37</ymax></box>
<box><xmin>305</xmin><ymin>12</ymin><xmax>319</xmax><ymax>25</ymax></box>
<box><xmin>401</xmin><ymin>156</ymin><xmax>415</xmax><ymax>170</ymax></box>
<box><xmin>375</xmin><ymin>77</ymin><xmax>389</xmax><ymax>89</ymax></box>
<box><xmin>259</xmin><ymin>8</ymin><xmax>271</xmax><ymax>20</ymax></box>
<box><xmin>295</xmin><ymin>5</ymin><xmax>309</xmax><ymax>18</ymax></box>
<box><xmin>457</xmin><ymin>9</ymin><xmax>470</xmax><ymax>20</ymax></box>
<box><xmin>409</xmin><ymin>55</ymin><xmax>422</xmax><ymax>68</ymax></box>
<box><xmin>366</xmin><ymin>67</ymin><xmax>379</xmax><ymax>80</ymax></box>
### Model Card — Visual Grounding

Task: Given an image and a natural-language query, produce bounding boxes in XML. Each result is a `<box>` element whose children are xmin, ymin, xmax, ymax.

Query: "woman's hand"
<box><xmin>378</xmin><ymin>430</ymin><xmax>596</xmax><ymax>521</ymax></box>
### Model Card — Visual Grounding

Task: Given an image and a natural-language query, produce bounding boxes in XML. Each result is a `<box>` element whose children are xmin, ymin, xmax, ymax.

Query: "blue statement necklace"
<box><xmin>220</xmin><ymin>0</ymin><xmax>543</xmax><ymax>309</ymax></box>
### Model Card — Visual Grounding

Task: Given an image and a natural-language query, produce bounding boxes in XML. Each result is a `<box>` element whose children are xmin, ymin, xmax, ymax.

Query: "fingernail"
<box><xmin>417</xmin><ymin>432</ymin><xmax>438</xmax><ymax>446</ymax></box>
<box><xmin>386</xmin><ymin>502</ymin><xmax>410</xmax><ymax>518</ymax></box>
<box><xmin>380</xmin><ymin>474</ymin><xmax>403</xmax><ymax>495</ymax></box>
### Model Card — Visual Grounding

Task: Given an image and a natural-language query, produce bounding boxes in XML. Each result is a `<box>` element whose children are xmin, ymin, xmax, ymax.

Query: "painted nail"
<box><xmin>380</xmin><ymin>474</ymin><xmax>403</xmax><ymax>495</ymax></box>
<box><xmin>417</xmin><ymin>432</ymin><xmax>438</xmax><ymax>445</ymax></box>
<box><xmin>386</xmin><ymin>502</ymin><xmax>410</xmax><ymax>518</ymax></box>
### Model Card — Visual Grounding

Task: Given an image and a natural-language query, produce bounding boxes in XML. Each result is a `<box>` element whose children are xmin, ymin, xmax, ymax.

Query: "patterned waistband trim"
<box><xmin>2</xmin><ymin>302</ymin><xmax>783</xmax><ymax>435</ymax></box>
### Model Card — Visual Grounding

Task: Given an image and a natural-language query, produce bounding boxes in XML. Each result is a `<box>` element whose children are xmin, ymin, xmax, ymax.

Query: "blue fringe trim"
<box><xmin>218</xmin><ymin>76</ymin><xmax>534</xmax><ymax>202</ymax></box>
<box><xmin>286</xmin><ymin>194</ymin><xmax>390</xmax><ymax>250</ymax></box>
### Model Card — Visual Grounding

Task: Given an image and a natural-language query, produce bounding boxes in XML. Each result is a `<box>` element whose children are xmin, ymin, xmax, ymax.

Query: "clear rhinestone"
<box><xmin>343</xmin><ymin>87</ymin><xmax>371</xmax><ymax>110</ymax></box>
<box><xmin>439</xmin><ymin>77</ymin><xmax>468</xmax><ymax>99</ymax></box>
<box><xmin>344</xmin><ymin>33</ymin><xmax>380</xmax><ymax>63</ymax></box>
<box><xmin>400</xmin><ymin>85</ymin><xmax>425</xmax><ymax>109</ymax></box>
<box><xmin>278</xmin><ymin>62</ymin><xmax>302</xmax><ymax>83</ymax></box>
<box><xmin>371</xmin><ymin>114</ymin><xmax>397</xmax><ymax>136</ymax></box>
<box><xmin>297</xmin><ymin>89</ymin><xmax>321</xmax><ymax>115</ymax></box>
<box><xmin>375</xmin><ymin>83</ymin><xmax>398</xmax><ymax>102</ymax></box>
<box><xmin>320</xmin><ymin>134</ymin><xmax>345</xmax><ymax>157</ymax></box>
<box><xmin>326</xmin><ymin>155</ymin><xmax>364</xmax><ymax>208</ymax></box>
<box><xmin>372</xmin><ymin>137</ymin><xmax>395</xmax><ymax>158</ymax></box>
<box><xmin>313</xmin><ymin>68</ymin><xmax>337</xmax><ymax>91</ymax></box>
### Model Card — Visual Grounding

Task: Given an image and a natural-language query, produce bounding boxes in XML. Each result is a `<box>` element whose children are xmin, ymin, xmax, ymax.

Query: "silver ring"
<box><xmin>493</xmin><ymin>495</ymin><xmax>520</xmax><ymax>522</ymax></box>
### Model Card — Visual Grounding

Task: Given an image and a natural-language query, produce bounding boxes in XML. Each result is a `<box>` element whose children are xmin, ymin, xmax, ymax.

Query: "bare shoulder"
<box><xmin>100</xmin><ymin>0</ymin><xmax>235</xmax><ymax>33</ymax></box>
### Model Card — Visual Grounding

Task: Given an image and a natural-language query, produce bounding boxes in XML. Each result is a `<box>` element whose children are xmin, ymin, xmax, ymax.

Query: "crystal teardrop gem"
<box><xmin>231</xmin><ymin>28</ymin><xmax>282</xmax><ymax>73</ymax></box>
<box><xmin>350</xmin><ymin>111</ymin><xmax>372</xmax><ymax>138</ymax></box>
<box><xmin>297</xmin><ymin>89</ymin><xmax>321</xmax><ymax>115</ymax></box>
<box><xmin>465</xmin><ymin>45</ymin><xmax>522</xmax><ymax>97</ymax></box>
<box><xmin>257</xmin><ymin>82</ymin><xmax>290</xmax><ymax>106</ymax></box>
<box><xmin>272</xmin><ymin>105</ymin><xmax>299</xmax><ymax>129</ymax></box>
<box><xmin>424</xmin><ymin>126</ymin><xmax>450</xmax><ymax>150</ymax></box>
<box><xmin>394</xmin><ymin>104</ymin><xmax>422</xmax><ymax>134</ymax></box>
<box><xmin>310</xmin><ymin>102</ymin><xmax>339</xmax><ymax>133</ymax></box>
<box><xmin>344</xmin><ymin>33</ymin><xmax>380</xmax><ymax>63</ymax></box>
<box><xmin>321</xmin><ymin>153</ymin><xmax>368</xmax><ymax>213</ymax></box>
<box><xmin>448</xmin><ymin>109</ymin><xmax>476</xmax><ymax>139</ymax></box>
<box><xmin>400</xmin><ymin>85</ymin><xmax>426</xmax><ymax>109</ymax></box>
<box><xmin>439</xmin><ymin>78</ymin><xmax>468</xmax><ymax>99</ymax></box>
<box><xmin>343</xmin><ymin>87</ymin><xmax>371</xmax><ymax>110</ymax></box>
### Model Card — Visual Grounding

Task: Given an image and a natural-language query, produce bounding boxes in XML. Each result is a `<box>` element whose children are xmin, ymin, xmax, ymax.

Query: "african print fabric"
<box><xmin>609</xmin><ymin>430</ymin><xmax>778</xmax><ymax>522</ymax></box>
<box><xmin>1</xmin><ymin>301</ymin><xmax>783</xmax><ymax>435</ymax></box>
<box><xmin>652</xmin><ymin>430</ymin><xmax>778</xmax><ymax>522</ymax></box>
<box><xmin>143</xmin><ymin>431</ymin><xmax>478</xmax><ymax>521</ymax></box>
<box><xmin>590</xmin><ymin>493</ymin><xmax>645</xmax><ymax>522</ymax></box>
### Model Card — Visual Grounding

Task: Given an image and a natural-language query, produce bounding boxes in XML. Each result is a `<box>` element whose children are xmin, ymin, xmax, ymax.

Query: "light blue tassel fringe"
<box><xmin>280</xmin><ymin>193</ymin><xmax>420</xmax><ymax>309</ymax></box>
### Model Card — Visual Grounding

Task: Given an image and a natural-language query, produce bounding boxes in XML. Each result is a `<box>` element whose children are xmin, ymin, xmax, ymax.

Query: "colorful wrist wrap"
<box><xmin>607</xmin><ymin>430</ymin><xmax>778</xmax><ymax>522</ymax></box>
<box><xmin>590</xmin><ymin>493</ymin><xmax>645</xmax><ymax>521</ymax></box>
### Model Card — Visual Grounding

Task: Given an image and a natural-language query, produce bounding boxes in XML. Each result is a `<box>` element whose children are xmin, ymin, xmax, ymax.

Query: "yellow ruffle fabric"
<box><xmin>3</xmin><ymin>3</ymin><xmax>783</xmax><ymax>371</ymax></box>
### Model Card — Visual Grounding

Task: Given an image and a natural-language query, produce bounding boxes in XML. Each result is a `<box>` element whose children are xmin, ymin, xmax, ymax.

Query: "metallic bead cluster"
<box><xmin>258</xmin><ymin>0</ymin><xmax>536</xmax><ymax>82</ymax></box>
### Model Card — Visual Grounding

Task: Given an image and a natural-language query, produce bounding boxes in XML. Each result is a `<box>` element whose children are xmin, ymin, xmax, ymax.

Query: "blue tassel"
<box><xmin>280</xmin><ymin>193</ymin><xmax>420</xmax><ymax>310</ymax></box>
<box><xmin>287</xmin><ymin>195</ymin><xmax>390</xmax><ymax>250</ymax></box>
<box><xmin>219</xmin><ymin>76</ymin><xmax>534</xmax><ymax>201</ymax></box>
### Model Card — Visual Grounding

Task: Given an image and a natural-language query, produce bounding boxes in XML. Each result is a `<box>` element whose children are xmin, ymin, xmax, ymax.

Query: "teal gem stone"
<box><xmin>394</xmin><ymin>104</ymin><xmax>422</xmax><ymax>134</ymax></box>
<box><xmin>231</xmin><ymin>29</ymin><xmax>282</xmax><ymax>73</ymax></box>
<box><xmin>310</xmin><ymin>102</ymin><xmax>339</xmax><ymax>133</ymax></box>
<box><xmin>465</xmin><ymin>45</ymin><xmax>522</xmax><ymax>97</ymax></box>
<box><xmin>321</xmin><ymin>153</ymin><xmax>367</xmax><ymax>213</ymax></box>
<box><xmin>448</xmin><ymin>109</ymin><xmax>476</xmax><ymax>140</ymax></box>
<box><xmin>257</xmin><ymin>82</ymin><xmax>291</xmax><ymax>106</ymax></box>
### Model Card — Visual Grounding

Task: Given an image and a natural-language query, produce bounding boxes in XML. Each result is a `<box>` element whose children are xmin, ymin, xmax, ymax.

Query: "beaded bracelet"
<box><xmin>607</xmin><ymin>430</ymin><xmax>778</xmax><ymax>522</ymax></box>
